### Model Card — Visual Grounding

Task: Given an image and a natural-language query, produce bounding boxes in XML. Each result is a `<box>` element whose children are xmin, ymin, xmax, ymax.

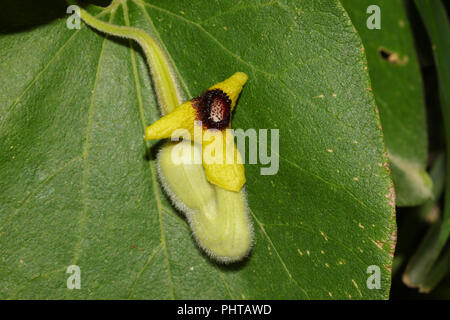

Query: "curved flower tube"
<box><xmin>74</xmin><ymin>0</ymin><xmax>253</xmax><ymax>262</ymax></box>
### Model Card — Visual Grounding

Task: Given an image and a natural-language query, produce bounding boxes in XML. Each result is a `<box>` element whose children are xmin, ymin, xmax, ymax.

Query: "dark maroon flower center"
<box><xmin>194</xmin><ymin>89</ymin><xmax>231</xmax><ymax>130</ymax></box>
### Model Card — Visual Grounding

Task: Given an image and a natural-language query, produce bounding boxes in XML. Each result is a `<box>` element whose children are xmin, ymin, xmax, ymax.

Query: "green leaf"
<box><xmin>411</xmin><ymin>0</ymin><xmax>450</xmax><ymax>293</ymax></box>
<box><xmin>403</xmin><ymin>220</ymin><xmax>443</xmax><ymax>291</ymax></box>
<box><xmin>0</xmin><ymin>0</ymin><xmax>396</xmax><ymax>299</ymax></box>
<box><xmin>341</xmin><ymin>0</ymin><xmax>431</xmax><ymax>207</ymax></box>
<box><xmin>403</xmin><ymin>219</ymin><xmax>450</xmax><ymax>293</ymax></box>
<box><xmin>400</xmin><ymin>154</ymin><xmax>445</xmax><ymax>291</ymax></box>
<box><xmin>416</xmin><ymin>153</ymin><xmax>446</xmax><ymax>223</ymax></box>
<box><xmin>429</xmin><ymin>274</ymin><xmax>450</xmax><ymax>299</ymax></box>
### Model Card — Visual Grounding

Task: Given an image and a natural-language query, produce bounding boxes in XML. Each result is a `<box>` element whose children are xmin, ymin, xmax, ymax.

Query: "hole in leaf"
<box><xmin>378</xmin><ymin>47</ymin><xmax>409</xmax><ymax>65</ymax></box>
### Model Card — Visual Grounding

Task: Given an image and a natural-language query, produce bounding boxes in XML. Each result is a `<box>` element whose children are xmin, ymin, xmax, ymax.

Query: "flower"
<box><xmin>145</xmin><ymin>72</ymin><xmax>248</xmax><ymax>192</ymax></box>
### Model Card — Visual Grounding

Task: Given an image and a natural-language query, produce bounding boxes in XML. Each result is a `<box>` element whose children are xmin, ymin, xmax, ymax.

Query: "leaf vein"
<box><xmin>123</xmin><ymin>0</ymin><xmax>175</xmax><ymax>299</ymax></box>
<box><xmin>0</xmin><ymin>8</ymin><xmax>112</xmax><ymax>129</ymax></box>
<box><xmin>250</xmin><ymin>209</ymin><xmax>310</xmax><ymax>299</ymax></box>
<box><xmin>0</xmin><ymin>156</ymin><xmax>82</xmax><ymax>231</ymax></box>
<box><xmin>127</xmin><ymin>243</ymin><xmax>164</xmax><ymax>298</ymax></box>
<box><xmin>139</xmin><ymin>1</ymin><xmax>277</xmax><ymax>77</ymax></box>
<box><xmin>71</xmin><ymin>10</ymin><xmax>114</xmax><ymax>266</ymax></box>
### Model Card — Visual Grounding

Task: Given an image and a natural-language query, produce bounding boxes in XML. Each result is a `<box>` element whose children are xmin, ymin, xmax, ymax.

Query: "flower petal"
<box><xmin>202</xmin><ymin>130</ymin><xmax>246</xmax><ymax>192</ymax></box>
<box><xmin>208</xmin><ymin>72</ymin><xmax>248</xmax><ymax>110</ymax></box>
<box><xmin>144</xmin><ymin>101</ymin><xmax>196</xmax><ymax>140</ymax></box>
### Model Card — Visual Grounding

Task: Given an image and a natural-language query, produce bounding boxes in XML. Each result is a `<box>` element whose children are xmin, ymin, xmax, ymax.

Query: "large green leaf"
<box><xmin>0</xmin><ymin>0</ymin><xmax>396</xmax><ymax>299</ymax></box>
<box><xmin>341</xmin><ymin>0</ymin><xmax>431</xmax><ymax>207</ymax></box>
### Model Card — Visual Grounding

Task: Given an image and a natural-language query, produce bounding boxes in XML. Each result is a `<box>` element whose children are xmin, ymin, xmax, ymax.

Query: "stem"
<box><xmin>72</xmin><ymin>0</ymin><xmax>182</xmax><ymax>114</ymax></box>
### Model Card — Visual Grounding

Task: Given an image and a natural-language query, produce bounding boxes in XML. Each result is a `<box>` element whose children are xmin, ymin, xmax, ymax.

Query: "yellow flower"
<box><xmin>145</xmin><ymin>72</ymin><xmax>248</xmax><ymax>192</ymax></box>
